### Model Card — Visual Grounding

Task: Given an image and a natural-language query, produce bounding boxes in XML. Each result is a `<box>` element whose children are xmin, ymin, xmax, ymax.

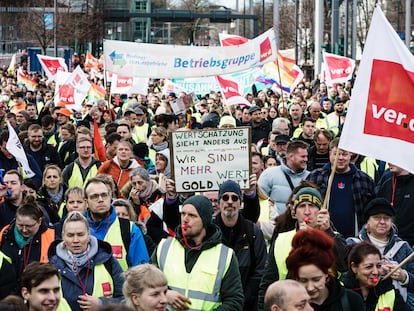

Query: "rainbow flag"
<box><xmin>17</xmin><ymin>71</ymin><xmax>37</xmax><ymax>91</ymax></box>
<box><xmin>256</xmin><ymin>51</ymin><xmax>304</xmax><ymax>95</ymax></box>
<box><xmin>87</xmin><ymin>83</ymin><xmax>106</xmax><ymax>103</ymax></box>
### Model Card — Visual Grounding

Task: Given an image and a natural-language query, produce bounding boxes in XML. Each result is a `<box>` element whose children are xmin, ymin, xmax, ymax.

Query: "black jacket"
<box><xmin>214</xmin><ymin>213</ymin><xmax>267</xmax><ymax>311</ymax></box>
<box><xmin>309</xmin><ymin>278</ymin><xmax>364</xmax><ymax>311</ymax></box>
<box><xmin>23</xmin><ymin>141</ymin><xmax>62</xmax><ymax>173</ymax></box>
<box><xmin>340</xmin><ymin>271</ymin><xmax>410</xmax><ymax>311</ymax></box>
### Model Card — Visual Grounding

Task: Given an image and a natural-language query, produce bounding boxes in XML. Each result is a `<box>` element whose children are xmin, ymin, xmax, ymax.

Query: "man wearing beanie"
<box><xmin>257</xmin><ymin>186</ymin><xmax>347</xmax><ymax>311</ymax></box>
<box><xmin>151</xmin><ymin>195</ymin><xmax>244</xmax><ymax>311</ymax></box>
<box><xmin>214</xmin><ymin>180</ymin><xmax>267</xmax><ymax>311</ymax></box>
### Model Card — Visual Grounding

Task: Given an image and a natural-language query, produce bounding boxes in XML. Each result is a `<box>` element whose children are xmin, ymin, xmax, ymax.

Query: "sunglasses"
<box><xmin>222</xmin><ymin>194</ymin><xmax>239</xmax><ymax>202</ymax></box>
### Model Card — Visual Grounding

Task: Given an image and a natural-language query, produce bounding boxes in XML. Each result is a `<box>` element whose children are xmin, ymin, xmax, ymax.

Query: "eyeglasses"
<box><xmin>222</xmin><ymin>194</ymin><xmax>239</xmax><ymax>202</ymax></box>
<box><xmin>372</xmin><ymin>215</ymin><xmax>392</xmax><ymax>221</ymax></box>
<box><xmin>88</xmin><ymin>192</ymin><xmax>109</xmax><ymax>201</ymax></box>
<box><xmin>16</xmin><ymin>222</ymin><xmax>38</xmax><ymax>230</ymax></box>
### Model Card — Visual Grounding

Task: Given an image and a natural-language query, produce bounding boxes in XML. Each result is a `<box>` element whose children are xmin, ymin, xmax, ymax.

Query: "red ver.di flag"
<box><xmin>339</xmin><ymin>6</ymin><xmax>414</xmax><ymax>174</ymax></box>
<box><xmin>36</xmin><ymin>54</ymin><xmax>68</xmax><ymax>81</ymax></box>
<box><xmin>216</xmin><ymin>75</ymin><xmax>251</xmax><ymax>107</ymax></box>
<box><xmin>322</xmin><ymin>52</ymin><xmax>355</xmax><ymax>86</ymax></box>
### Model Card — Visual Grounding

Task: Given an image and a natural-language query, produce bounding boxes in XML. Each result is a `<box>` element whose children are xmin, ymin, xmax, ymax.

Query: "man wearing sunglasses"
<box><xmin>214</xmin><ymin>180</ymin><xmax>267</xmax><ymax>311</ymax></box>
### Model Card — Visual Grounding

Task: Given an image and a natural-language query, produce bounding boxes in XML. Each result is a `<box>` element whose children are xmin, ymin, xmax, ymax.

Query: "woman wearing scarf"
<box><xmin>123</xmin><ymin>167</ymin><xmax>180</xmax><ymax>244</ymax></box>
<box><xmin>48</xmin><ymin>211</ymin><xmax>124</xmax><ymax>311</ymax></box>
<box><xmin>0</xmin><ymin>197</ymin><xmax>55</xmax><ymax>292</ymax></box>
<box><xmin>37</xmin><ymin>164</ymin><xmax>67</xmax><ymax>223</ymax></box>
<box><xmin>148</xmin><ymin>127</ymin><xmax>169</xmax><ymax>164</ymax></box>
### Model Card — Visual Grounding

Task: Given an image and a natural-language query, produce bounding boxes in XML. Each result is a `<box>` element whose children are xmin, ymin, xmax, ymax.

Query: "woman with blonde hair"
<box><xmin>123</xmin><ymin>264</ymin><xmax>168</xmax><ymax>311</ymax></box>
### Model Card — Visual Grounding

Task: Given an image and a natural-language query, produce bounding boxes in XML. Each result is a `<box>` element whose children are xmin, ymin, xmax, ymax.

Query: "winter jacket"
<box><xmin>97</xmin><ymin>156</ymin><xmax>140</xmax><ymax>198</ymax></box>
<box><xmin>214</xmin><ymin>213</ymin><xmax>267</xmax><ymax>311</ymax></box>
<box><xmin>151</xmin><ymin>223</ymin><xmax>245</xmax><ymax>311</ymax></box>
<box><xmin>85</xmin><ymin>206</ymin><xmax>149</xmax><ymax>267</ymax></box>
<box><xmin>376</xmin><ymin>172</ymin><xmax>414</xmax><ymax>245</ymax></box>
<box><xmin>0</xmin><ymin>250</ymin><xmax>17</xmax><ymax>299</ymax></box>
<box><xmin>48</xmin><ymin>239</ymin><xmax>124</xmax><ymax>311</ymax></box>
<box><xmin>23</xmin><ymin>141</ymin><xmax>62</xmax><ymax>173</ymax></box>
<box><xmin>306</xmin><ymin>163</ymin><xmax>375</xmax><ymax>231</ymax></box>
<box><xmin>309</xmin><ymin>278</ymin><xmax>364</xmax><ymax>311</ymax></box>
<box><xmin>37</xmin><ymin>184</ymin><xmax>67</xmax><ymax>224</ymax></box>
<box><xmin>340</xmin><ymin>270</ymin><xmax>410</xmax><ymax>311</ymax></box>
<box><xmin>258</xmin><ymin>163</ymin><xmax>310</xmax><ymax>216</ymax></box>
<box><xmin>0</xmin><ymin>220</ymin><xmax>55</xmax><ymax>288</ymax></box>
<box><xmin>347</xmin><ymin>226</ymin><xmax>414</xmax><ymax>294</ymax></box>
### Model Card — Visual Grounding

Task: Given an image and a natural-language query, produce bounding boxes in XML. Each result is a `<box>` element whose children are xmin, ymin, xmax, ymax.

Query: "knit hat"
<box><xmin>218</xmin><ymin>115</ymin><xmax>236</xmax><ymax>128</ymax></box>
<box><xmin>183</xmin><ymin>195</ymin><xmax>213</xmax><ymax>228</ymax></box>
<box><xmin>218</xmin><ymin>180</ymin><xmax>242</xmax><ymax>202</ymax></box>
<box><xmin>293</xmin><ymin>187</ymin><xmax>322</xmax><ymax>210</ymax></box>
<box><xmin>133</xmin><ymin>143</ymin><xmax>149</xmax><ymax>160</ymax></box>
<box><xmin>364</xmin><ymin>198</ymin><xmax>395</xmax><ymax>222</ymax></box>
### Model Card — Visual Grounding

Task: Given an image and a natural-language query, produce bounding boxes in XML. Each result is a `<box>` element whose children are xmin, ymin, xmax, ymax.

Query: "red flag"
<box><xmin>93</xmin><ymin>118</ymin><xmax>106</xmax><ymax>162</ymax></box>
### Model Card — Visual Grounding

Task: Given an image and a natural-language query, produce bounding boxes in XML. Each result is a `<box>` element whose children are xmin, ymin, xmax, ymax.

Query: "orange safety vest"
<box><xmin>0</xmin><ymin>225</ymin><xmax>55</xmax><ymax>263</ymax></box>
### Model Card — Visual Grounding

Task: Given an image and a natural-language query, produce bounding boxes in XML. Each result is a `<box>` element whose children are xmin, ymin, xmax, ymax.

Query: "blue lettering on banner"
<box><xmin>174</xmin><ymin>54</ymin><xmax>256</xmax><ymax>70</ymax></box>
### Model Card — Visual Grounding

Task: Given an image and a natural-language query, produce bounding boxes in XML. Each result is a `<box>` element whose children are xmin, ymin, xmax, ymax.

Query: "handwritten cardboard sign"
<box><xmin>170</xmin><ymin>127</ymin><xmax>251</xmax><ymax>192</ymax></box>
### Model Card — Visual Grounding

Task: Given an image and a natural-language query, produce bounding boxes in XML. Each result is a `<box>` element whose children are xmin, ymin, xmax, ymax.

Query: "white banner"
<box><xmin>104</xmin><ymin>28</ymin><xmax>277</xmax><ymax>78</ymax></box>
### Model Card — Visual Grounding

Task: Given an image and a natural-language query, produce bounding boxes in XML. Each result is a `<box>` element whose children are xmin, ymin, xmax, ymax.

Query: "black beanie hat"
<box><xmin>182</xmin><ymin>195</ymin><xmax>213</xmax><ymax>228</ymax></box>
<box><xmin>133</xmin><ymin>143</ymin><xmax>149</xmax><ymax>160</ymax></box>
<box><xmin>364</xmin><ymin>197</ymin><xmax>395</xmax><ymax>222</ymax></box>
<box><xmin>218</xmin><ymin>180</ymin><xmax>242</xmax><ymax>202</ymax></box>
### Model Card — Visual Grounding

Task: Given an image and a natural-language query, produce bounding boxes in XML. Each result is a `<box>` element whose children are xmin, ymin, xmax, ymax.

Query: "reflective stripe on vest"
<box><xmin>376</xmin><ymin>289</ymin><xmax>395</xmax><ymax>311</ymax></box>
<box><xmin>0</xmin><ymin>251</ymin><xmax>12</xmax><ymax>267</ymax></box>
<box><xmin>91</xmin><ymin>264</ymin><xmax>114</xmax><ymax>298</ymax></box>
<box><xmin>68</xmin><ymin>163</ymin><xmax>98</xmax><ymax>188</ymax></box>
<box><xmin>58</xmin><ymin>202</ymin><xmax>66</xmax><ymax>218</ymax></box>
<box><xmin>40</xmin><ymin>228</ymin><xmax>55</xmax><ymax>263</ymax></box>
<box><xmin>274</xmin><ymin>229</ymin><xmax>296</xmax><ymax>280</ymax></box>
<box><xmin>157</xmin><ymin>238</ymin><xmax>232</xmax><ymax>311</ymax></box>
<box><xmin>104</xmin><ymin>218</ymin><xmax>131</xmax><ymax>271</ymax></box>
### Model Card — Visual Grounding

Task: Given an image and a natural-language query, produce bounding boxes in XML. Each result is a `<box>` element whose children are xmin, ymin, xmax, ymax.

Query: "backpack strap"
<box><xmin>118</xmin><ymin>218</ymin><xmax>131</xmax><ymax>254</ymax></box>
<box><xmin>282</xmin><ymin>171</ymin><xmax>295</xmax><ymax>191</ymax></box>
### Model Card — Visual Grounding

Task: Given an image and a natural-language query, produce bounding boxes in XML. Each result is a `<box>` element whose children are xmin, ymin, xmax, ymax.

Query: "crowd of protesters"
<box><xmin>0</xmin><ymin>53</ymin><xmax>413</xmax><ymax>311</ymax></box>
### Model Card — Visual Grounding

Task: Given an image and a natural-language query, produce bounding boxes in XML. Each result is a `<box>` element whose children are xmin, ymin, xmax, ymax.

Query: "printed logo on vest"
<box><xmin>101</xmin><ymin>282</ymin><xmax>112</xmax><ymax>297</ymax></box>
<box><xmin>112</xmin><ymin>245</ymin><xmax>123</xmax><ymax>259</ymax></box>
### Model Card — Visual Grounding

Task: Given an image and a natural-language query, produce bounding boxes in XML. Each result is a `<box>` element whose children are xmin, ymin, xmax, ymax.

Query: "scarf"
<box><xmin>14</xmin><ymin>225</ymin><xmax>32</xmax><ymax>249</ymax></box>
<box><xmin>151</xmin><ymin>141</ymin><xmax>168</xmax><ymax>152</ymax></box>
<box><xmin>47</xmin><ymin>186</ymin><xmax>64</xmax><ymax>205</ymax></box>
<box><xmin>56</xmin><ymin>235</ymin><xmax>99</xmax><ymax>273</ymax></box>
<box><xmin>139</xmin><ymin>179</ymin><xmax>158</xmax><ymax>202</ymax></box>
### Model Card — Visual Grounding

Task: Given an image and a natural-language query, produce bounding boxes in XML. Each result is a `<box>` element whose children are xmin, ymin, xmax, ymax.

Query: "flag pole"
<box><xmin>383</xmin><ymin>252</ymin><xmax>414</xmax><ymax>281</ymax></box>
<box><xmin>321</xmin><ymin>146</ymin><xmax>340</xmax><ymax>210</ymax></box>
<box><xmin>275</xmin><ymin>52</ymin><xmax>285</xmax><ymax>99</ymax></box>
